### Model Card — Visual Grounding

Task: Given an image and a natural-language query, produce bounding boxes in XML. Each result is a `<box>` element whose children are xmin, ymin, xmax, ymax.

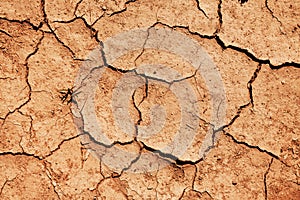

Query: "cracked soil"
<box><xmin>0</xmin><ymin>0</ymin><xmax>299</xmax><ymax>199</ymax></box>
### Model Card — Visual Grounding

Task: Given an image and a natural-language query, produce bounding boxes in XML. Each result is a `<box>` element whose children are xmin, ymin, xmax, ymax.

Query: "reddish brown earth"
<box><xmin>0</xmin><ymin>0</ymin><xmax>299</xmax><ymax>199</ymax></box>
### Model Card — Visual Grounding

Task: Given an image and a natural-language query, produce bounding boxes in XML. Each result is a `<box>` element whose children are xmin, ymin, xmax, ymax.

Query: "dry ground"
<box><xmin>0</xmin><ymin>0</ymin><xmax>299</xmax><ymax>199</ymax></box>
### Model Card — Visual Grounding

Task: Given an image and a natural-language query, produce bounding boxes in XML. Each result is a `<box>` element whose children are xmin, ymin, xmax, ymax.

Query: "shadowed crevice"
<box><xmin>224</xmin><ymin>132</ymin><xmax>279</xmax><ymax>160</ymax></box>
<box><xmin>264</xmin><ymin>158</ymin><xmax>273</xmax><ymax>200</ymax></box>
<box><xmin>195</xmin><ymin>0</ymin><xmax>209</xmax><ymax>18</ymax></box>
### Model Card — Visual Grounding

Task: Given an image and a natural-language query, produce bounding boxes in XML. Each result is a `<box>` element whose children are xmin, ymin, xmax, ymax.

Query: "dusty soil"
<box><xmin>0</xmin><ymin>0</ymin><xmax>299</xmax><ymax>199</ymax></box>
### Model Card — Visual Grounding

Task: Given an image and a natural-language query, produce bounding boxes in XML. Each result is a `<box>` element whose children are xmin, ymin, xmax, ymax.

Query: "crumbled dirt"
<box><xmin>0</xmin><ymin>0</ymin><xmax>299</xmax><ymax>199</ymax></box>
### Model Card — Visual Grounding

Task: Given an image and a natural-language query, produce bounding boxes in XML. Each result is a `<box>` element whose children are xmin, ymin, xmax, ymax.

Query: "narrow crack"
<box><xmin>214</xmin><ymin>100</ymin><xmax>249</xmax><ymax>132</ymax></box>
<box><xmin>43</xmin><ymin>133</ymin><xmax>83</xmax><ymax>158</ymax></box>
<box><xmin>18</xmin><ymin>137</ymin><xmax>25</xmax><ymax>153</ymax></box>
<box><xmin>153</xmin><ymin>22</ymin><xmax>300</xmax><ymax>69</ymax></box>
<box><xmin>138</xmin><ymin>77</ymin><xmax>148</xmax><ymax>107</ymax></box>
<box><xmin>90</xmin><ymin>13</ymin><xmax>105</xmax><ymax>27</ymax></box>
<box><xmin>140</xmin><ymin>140</ymin><xmax>204</xmax><ymax>166</ymax></box>
<box><xmin>41</xmin><ymin>0</ymin><xmax>83</xmax><ymax>60</ymax></box>
<box><xmin>119</xmin><ymin>144</ymin><xmax>143</xmax><ymax>174</ymax></box>
<box><xmin>92</xmin><ymin>161</ymin><xmax>105</xmax><ymax>197</ymax></box>
<box><xmin>73</xmin><ymin>99</ymin><xmax>142</xmax><ymax>173</ymax></box>
<box><xmin>44</xmin><ymin>161</ymin><xmax>63</xmax><ymax>200</ymax></box>
<box><xmin>132</xmin><ymin>90</ymin><xmax>143</xmax><ymax>127</ymax></box>
<box><xmin>57</xmin><ymin>14</ymin><xmax>101</xmax><ymax>42</ymax></box>
<box><xmin>201</xmin><ymin>191</ymin><xmax>213</xmax><ymax>199</ymax></box>
<box><xmin>43</xmin><ymin>31</ymin><xmax>77</xmax><ymax>58</ymax></box>
<box><xmin>41</xmin><ymin>0</ymin><xmax>104</xmax><ymax>54</ymax></box>
<box><xmin>2</xmin><ymin>2</ymin><xmax>298</xmax><ymax>199</ymax></box>
<box><xmin>109</xmin><ymin>0</ymin><xmax>136</xmax><ymax>17</ymax></box>
<box><xmin>265</xmin><ymin>0</ymin><xmax>282</xmax><ymax>25</ymax></box>
<box><xmin>17</xmin><ymin>110</ymin><xmax>33</xmax><ymax>134</ymax></box>
<box><xmin>109</xmin><ymin>7</ymin><xmax>127</xmax><ymax>17</ymax></box>
<box><xmin>224</xmin><ymin>131</ymin><xmax>279</xmax><ymax>159</ymax></box>
<box><xmin>0</xmin><ymin>17</ymin><xmax>43</xmax><ymax>31</ymax></box>
<box><xmin>214</xmin><ymin>0</ymin><xmax>223</xmax><ymax>35</ymax></box>
<box><xmin>73</xmin><ymin>0</ymin><xmax>84</xmax><ymax>17</ymax></box>
<box><xmin>124</xmin><ymin>42</ymin><xmax>211</xmax><ymax>166</ymax></box>
<box><xmin>155</xmin><ymin>21</ymin><xmax>214</xmax><ymax>39</ymax></box>
<box><xmin>0</xmin><ymin>176</ymin><xmax>18</xmax><ymax>196</ymax></box>
<box><xmin>0</xmin><ymin>77</ymin><xmax>16</xmax><ymax>80</ymax></box>
<box><xmin>52</xmin><ymin>15</ymin><xmax>99</xmax><ymax>36</ymax></box>
<box><xmin>133</xmin><ymin>27</ymin><xmax>150</xmax><ymax>68</ymax></box>
<box><xmin>215</xmin><ymin>36</ymin><xmax>300</xmax><ymax>69</ymax></box>
<box><xmin>0</xmin><ymin>29</ymin><xmax>12</xmax><ymax>37</ymax></box>
<box><xmin>178</xmin><ymin>187</ymin><xmax>188</xmax><ymax>200</ymax></box>
<box><xmin>264</xmin><ymin>158</ymin><xmax>273</xmax><ymax>200</ymax></box>
<box><xmin>82</xmin><ymin>128</ymin><xmax>136</xmax><ymax>148</ymax></box>
<box><xmin>212</xmin><ymin>63</ymin><xmax>281</xmax><ymax>161</ymax></box>
<box><xmin>195</xmin><ymin>0</ymin><xmax>209</xmax><ymax>18</ymax></box>
<box><xmin>0</xmin><ymin>181</ymin><xmax>7</xmax><ymax>196</ymax></box>
<box><xmin>0</xmin><ymin>151</ymin><xmax>42</xmax><ymax>160</ymax></box>
<box><xmin>125</xmin><ymin>0</ymin><xmax>136</xmax><ymax>5</ymax></box>
<box><xmin>134</xmin><ymin>70</ymin><xmax>199</xmax><ymax>86</ymax></box>
<box><xmin>74</xmin><ymin>0</ymin><xmax>136</xmax><ymax>27</ymax></box>
<box><xmin>74</xmin><ymin>19</ymin><xmax>286</xmax><ymax>169</ymax></box>
<box><xmin>93</xmin><ymin>169</ymin><xmax>129</xmax><ymax>198</ymax></box>
<box><xmin>24</xmin><ymin>31</ymin><xmax>44</xmax><ymax>97</ymax></box>
<box><xmin>0</xmin><ymin>31</ymin><xmax>44</xmax><ymax>131</ymax></box>
<box><xmin>247</xmin><ymin>64</ymin><xmax>262</xmax><ymax>107</ymax></box>
<box><xmin>81</xmin><ymin>129</ymin><xmax>144</xmax><ymax>175</ymax></box>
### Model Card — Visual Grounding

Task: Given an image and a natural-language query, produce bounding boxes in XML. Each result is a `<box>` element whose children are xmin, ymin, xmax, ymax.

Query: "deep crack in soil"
<box><xmin>0</xmin><ymin>0</ymin><xmax>299</xmax><ymax>199</ymax></box>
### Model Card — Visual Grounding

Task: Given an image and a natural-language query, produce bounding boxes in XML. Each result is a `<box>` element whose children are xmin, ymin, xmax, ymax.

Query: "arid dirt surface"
<box><xmin>0</xmin><ymin>0</ymin><xmax>299</xmax><ymax>199</ymax></box>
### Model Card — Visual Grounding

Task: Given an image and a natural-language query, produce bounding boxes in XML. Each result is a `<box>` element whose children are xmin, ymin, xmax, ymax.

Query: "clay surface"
<box><xmin>0</xmin><ymin>0</ymin><xmax>299</xmax><ymax>199</ymax></box>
